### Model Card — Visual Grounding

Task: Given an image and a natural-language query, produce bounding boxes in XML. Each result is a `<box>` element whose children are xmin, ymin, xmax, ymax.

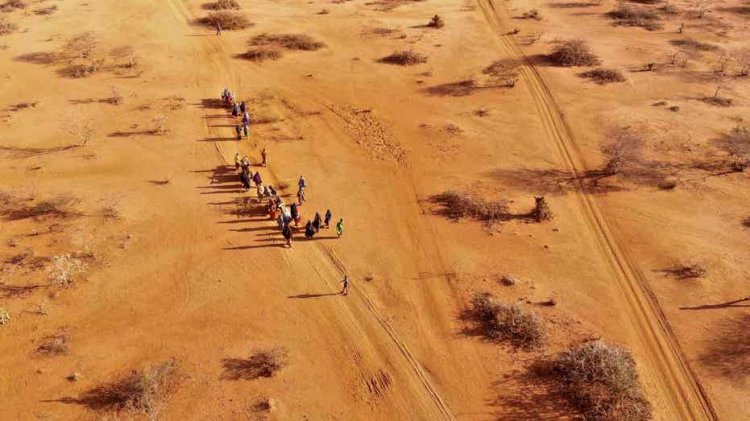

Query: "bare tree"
<box><xmin>601</xmin><ymin>127</ymin><xmax>644</xmax><ymax>176</ymax></box>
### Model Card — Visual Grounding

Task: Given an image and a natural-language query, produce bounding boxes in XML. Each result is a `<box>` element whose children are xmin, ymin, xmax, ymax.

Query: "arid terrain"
<box><xmin>1</xmin><ymin>0</ymin><xmax>748</xmax><ymax>419</ymax></box>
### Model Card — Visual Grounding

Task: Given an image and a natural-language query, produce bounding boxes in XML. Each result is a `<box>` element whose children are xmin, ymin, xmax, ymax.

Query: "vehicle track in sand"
<box><xmin>477</xmin><ymin>0</ymin><xmax>716</xmax><ymax>419</ymax></box>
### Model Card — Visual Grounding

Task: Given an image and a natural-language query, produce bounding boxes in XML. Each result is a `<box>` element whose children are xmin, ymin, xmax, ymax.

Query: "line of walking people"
<box><xmin>224</xmin><ymin>89</ymin><xmax>343</xmax><ymax>248</ymax></box>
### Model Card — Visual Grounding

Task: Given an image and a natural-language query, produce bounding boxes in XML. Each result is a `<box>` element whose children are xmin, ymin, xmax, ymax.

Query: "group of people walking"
<box><xmin>224</xmin><ymin>89</ymin><xmax>344</xmax><ymax>251</ymax></box>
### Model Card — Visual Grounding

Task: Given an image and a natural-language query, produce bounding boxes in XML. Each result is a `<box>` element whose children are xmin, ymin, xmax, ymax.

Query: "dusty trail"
<box><xmin>162</xmin><ymin>1</ymin><xmax>455</xmax><ymax>417</ymax></box>
<box><xmin>478</xmin><ymin>0</ymin><xmax>716</xmax><ymax>419</ymax></box>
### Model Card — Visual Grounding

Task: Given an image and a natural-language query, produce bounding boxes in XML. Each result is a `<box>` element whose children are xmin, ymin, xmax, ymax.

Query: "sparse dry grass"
<box><xmin>0</xmin><ymin>17</ymin><xmax>16</xmax><ymax>35</ymax></box>
<box><xmin>200</xmin><ymin>11</ymin><xmax>252</xmax><ymax>30</ymax></box>
<box><xmin>608</xmin><ymin>5</ymin><xmax>662</xmax><ymax>30</ymax></box>
<box><xmin>205</xmin><ymin>0</ymin><xmax>240</xmax><ymax>10</ymax></box>
<box><xmin>670</xmin><ymin>38</ymin><xmax>719</xmax><ymax>52</ymax></box>
<box><xmin>222</xmin><ymin>347</ymin><xmax>289</xmax><ymax>380</ymax></box>
<box><xmin>717</xmin><ymin>125</ymin><xmax>750</xmax><ymax>171</ymax></box>
<box><xmin>431</xmin><ymin>191</ymin><xmax>509</xmax><ymax>223</ymax></box>
<box><xmin>466</xmin><ymin>292</ymin><xmax>545</xmax><ymax>349</ymax></box>
<box><xmin>537</xmin><ymin>340</ymin><xmax>652</xmax><ymax>420</ymax></box>
<box><xmin>379</xmin><ymin>50</ymin><xmax>428</xmax><ymax>66</ymax></box>
<box><xmin>240</xmin><ymin>47</ymin><xmax>283</xmax><ymax>62</ymax></box>
<box><xmin>549</xmin><ymin>40</ymin><xmax>600</xmax><ymax>67</ymax></box>
<box><xmin>36</xmin><ymin>331</ymin><xmax>69</xmax><ymax>356</ymax></box>
<box><xmin>0</xmin><ymin>193</ymin><xmax>81</xmax><ymax>220</ymax></box>
<box><xmin>34</xmin><ymin>5</ymin><xmax>57</xmax><ymax>15</ymax></box>
<box><xmin>580</xmin><ymin>68</ymin><xmax>626</xmax><ymax>84</ymax></box>
<box><xmin>249</xmin><ymin>33</ymin><xmax>325</xmax><ymax>51</ymax></box>
<box><xmin>69</xmin><ymin>361</ymin><xmax>180</xmax><ymax>416</ymax></box>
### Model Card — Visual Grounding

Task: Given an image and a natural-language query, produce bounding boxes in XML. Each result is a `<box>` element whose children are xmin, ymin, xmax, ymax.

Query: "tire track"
<box><xmin>477</xmin><ymin>1</ymin><xmax>716</xmax><ymax>419</ymax></box>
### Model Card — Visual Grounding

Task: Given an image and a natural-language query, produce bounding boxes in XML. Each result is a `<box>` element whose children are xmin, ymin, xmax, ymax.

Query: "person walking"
<box><xmin>256</xmin><ymin>184</ymin><xmax>265</xmax><ymax>203</ymax></box>
<box><xmin>305</xmin><ymin>220</ymin><xmax>315</xmax><ymax>239</ymax></box>
<box><xmin>243</xmin><ymin>122</ymin><xmax>249</xmax><ymax>138</ymax></box>
<box><xmin>216</xmin><ymin>21</ymin><xmax>222</xmax><ymax>36</ymax></box>
<box><xmin>231</xmin><ymin>103</ymin><xmax>239</xmax><ymax>119</ymax></box>
<box><xmin>298</xmin><ymin>175</ymin><xmax>306</xmax><ymax>191</ymax></box>
<box><xmin>297</xmin><ymin>187</ymin><xmax>306</xmax><ymax>206</ymax></box>
<box><xmin>235</xmin><ymin>124</ymin><xmax>242</xmax><ymax>141</ymax></box>
<box><xmin>252</xmin><ymin>171</ymin><xmax>262</xmax><ymax>187</ymax></box>
<box><xmin>336</xmin><ymin>218</ymin><xmax>344</xmax><ymax>238</ymax></box>
<box><xmin>261</xmin><ymin>148</ymin><xmax>268</xmax><ymax>167</ymax></box>
<box><xmin>239</xmin><ymin>101</ymin><xmax>246</xmax><ymax>114</ymax></box>
<box><xmin>282</xmin><ymin>223</ymin><xmax>293</xmax><ymax>248</ymax></box>
<box><xmin>312</xmin><ymin>212</ymin><xmax>322</xmax><ymax>233</ymax></box>
<box><xmin>290</xmin><ymin>203</ymin><xmax>300</xmax><ymax>226</ymax></box>
<box><xmin>324</xmin><ymin>209</ymin><xmax>332</xmax><ymax>228</ymax></box>
<box><xmin>234</xmin><ymin>152</ymin><xmax>241</xmax><ymax>170</ymax></box>
<box><xmin>239</xmin><ymin>170</ymin><xmax>251</xmax><ymax>190</ymax></box>
<box><xmin>341</xmin><ymin>275</ymin><xmax>349</xmax><ymax>296</ymax></box>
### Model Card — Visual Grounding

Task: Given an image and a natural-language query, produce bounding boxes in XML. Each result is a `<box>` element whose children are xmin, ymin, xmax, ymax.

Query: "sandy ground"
<box><xmin>0</xmin><ymin>0</ymin><xmax>748</xmax><ymax>419</ymax></box>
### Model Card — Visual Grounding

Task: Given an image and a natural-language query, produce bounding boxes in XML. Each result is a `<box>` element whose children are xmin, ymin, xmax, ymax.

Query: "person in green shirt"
<box><xmin>336</xmin><ymin>218</ymin><xmax>344</xmax><ymax>238</ymax></box>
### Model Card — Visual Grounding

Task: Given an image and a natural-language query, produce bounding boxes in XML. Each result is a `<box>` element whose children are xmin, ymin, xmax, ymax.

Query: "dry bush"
<box><xmin>318</xmin><ymin>8</ymin><xmax>330</xmax><ymax>14</ymax></box>
<box><xmin>70</xmin><ymin>361</ymin><xmax>180</xmax><ymax>416</ymax></box>
<box><xmin>698</xmin><ymin>96</ymin><xmax>732</xmax><ymax>107</ymax></box>
<box><xmin>0</xmin><ymin>0</ymin><xmax>25</xmax><ymax>12</ymax></box>
<box><xmin>467</xmin><ymin>292</ymin><xmax>545</xmax><ymax>349</ymax></box>
<box><xmin>0</xmin><ymin>17</ymin><xmax>16</xmax><ymax>35</ymax></box>
<box><xmin>34</xmin><ymin>5</ymin><xmax>57</xmax><ymax>15</ymax></box>
<box><xmin>1</xmin><ymin>194</ymin><xmax>81</xmax><ymax>220</ymax></box>
<box><xmin>538</xmin><ymin>340</ymin><xmax>652</xmax><ymax>420</ymax></box>
<box><xmin>205</xmin><ymin>0</ymin><xmax>240</xmax><ymax>10</ymax></box>
<box><xmin>717</xmin><ymin>125</ymin><xmax>750</xmax><ymax>171</ymax></box>
<box><xmin>692</xmin><ymin>0</ymin><xmax>712</xmax><ymax>18</ymax></box>
<box><xmin>0</xmin><ymin>308</ymin><xmax>10</xmax><ymax>325</ymax></box>
<box><xmin>482</xmin><ymin>58</ymin><xmax>520</xmax><ymax>87</ymax></box>
<box><xmin>742</xmin><ymin>217</ymin><xmax>750</xmax><ymax>228</ymax></box>
<box><xmin>380</xmin><ymin>50</ymin><xmax>428</xmax><ymax>66</ymax></box>
<box><xmin>150</xmin><ymin>115</ymin><xmax>170</xmax><ymax>136</ymax></box>
<box><xmin>222</xmin><ymin>347</ymin><xmax>289</xmax><ymax>380</ymax></box>
<box><xmin>36</xmin><ymin>331</ymin><xmax>69</xmax><ymax>356</ymax></box>
<box><xmin>531</xmin><ymin>196</ymin><xmax>552</xmax><ymax>222</ymax></box>
<box><xmin>549</xmin><ymin>40</ymin><xmax>600</xmax><ymax>67</ymax></box>
<box><xmin>659</xmin><ymin>3</ymin><xmax>680</xmax><ymax>13</ymax></box>
<box><xmin>580</xmin><ymin>68</ymin><xmax>626</xmax><ymax>84</ymax></box>
<box><xmin>249</xmin><ymin>33</ymin><xmax>325</xmax><ymax>51</ymax></box>
<box><xmin>427</xmin><ymin>14</ymin><xmax>445</xmax><ymax>28</ymax></box>
<box><xmin>670</xmin><ymin>38</ymin><xmax>718</xmax><ymax>52</ymax></box>
<box><xmin>601</xmin><ymin>127</ymin><xmax>644</xmax><ymax>175</ymax></box>
<box><xmin>522</xmin><ymin>8</ymin><xmax>542</xmax><ymax>19</ymax></box>
<box><xmin>431</xmin><ymin>191</ymin><xmax>509</xmax><ymax>223</ymax></box>
<box><xmin>240</xmin><ymin>47</ymin><xmax>282</xmax><ymax>62</ymax></box>
<box><xmin>200</xmin><ymin>11</ymin><xmax>252</xmax><ymax>30</ymax></box>
<box><xmin>733</xmin><ymin>48</ymin><xmax>750</xmax><ymax>77</ymax></box>
<box><xmin>62</xmin><ymin>32</ymin><xmax>98</xmax><ymax>61</ymax></box>
<box><xmin>663</xmin><ymin>262</ymin><xmax>707</xmax><ymax>279</ymax></box>
<box><xmin>106</xmin><ymin>86</ymin><xmax>123</xmax><ymax>105</ymax></box>
<box><xmin>49</xmin><ymin>254</ymin><xmax>86</xmax><ymax>287</ymax></box>
<box><xmin>424</xmin><ymin>79</ymin><xmax>479</xmax><ymax>97</ymax></box>
<box><xmin>608</xmin><ymin>5</ymin><xmax>662</xmax><ymax>30</ymax></box>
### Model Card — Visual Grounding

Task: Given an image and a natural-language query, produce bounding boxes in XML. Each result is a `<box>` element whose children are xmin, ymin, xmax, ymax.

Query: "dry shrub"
<box><xmin>201</xmin><ymin>11</ymin><xmax>252</xmax><ymax>30</ymax></box>
<box><xmin>150</xmin><ymin>115</ymin><xmax>170</xmax><ymax>136</ymax></box>
<box><xmin>482</xmin><ymin>58</ymin><xmax>520</xmax><ymax>87</ymax></box>
<box><xmin>0</xmin><ymin>0</ymin><xmax>25</xmax><ymax>12</ymax></box>
<box><xmin>522</xmin><ymin>8</ymin><xmax>542</xmax><ymax>19</ymax></box>
<box><xmin>222</xmin><ymin>347</ymin><xmax>289</xmax><ymax>380</ymax></box>
<box><xmin>581</xmin><ymin>68</ymin><xmax>626</xmax><ymax>84</ymax></box>
<box><xmin>205</xmin><ymin>0</ymin><xmax>240</xmax><ymax>10</ymax></box>
<box><xmin>742</xmin><ymin>216</ymin><xmax>750</xmax><ymax>228</ymax></box>
<box><xmin>431</xmin><ymin>191</ymin><xmax>509</xmax><ymax>222</ymax></box>
<box><xmin>0</xmin><ymin>17</ymin><xmax>16</xmax><ymax>35</ymax></box>
<box><xmin>34</xmin><ymin>5</ymin><xmax>57</xmax><ymax>15</ymax></box>
<box><xmin>601</xmin><ymin>127</ymin><xmax>644</xmax><ymax>175</ymax></box>
<box><xmin>71</xmin><ymin>361</ymin><xmax>180</xmax><ymax>416</ymax></box>
<box><xmin>105</xmin><ymin>86</ymin><xmax>123</xmax><ymax>105</ymax></box>
<box><xmin>663</xmin><ymin>262</ymin><xmax>707</xmax><ymax>279</ymax></box>
<box><xmin>249</xmin><ymin>33</ymin><xmax>325</xmax><ymax>51</ymax></box>
<box><xmin>670</xmin><ymin>38</ymin><xmax>718</xmax><ymax>52</ymax></box>
<box><xmin>1</xmin><ymin>194</ymin><xmax>81</xmax><ymax>220</ymax></box>
<box><xmin>698</xmin><ymin>96</ymin><xmax>732</xmax><ymax>107</ymax></box>
<box><xmin>467</xmin><ymin>292</ymin><xmax>545</xmax><ymax>349</ymax></box>
<box><xmin>717</xmin><ymin>125</ymin><xmax>750</xmax><ymax>171</ymax></box>
<box><xmin>380</xmin><ymin>50</ymin><xmax>428</xmax><ymax>66</ymax></box>
<box><xmin>424</xmin><ymin>79</ymin><xmax>478</xmax><ymax>97</ymax></box>
<box><xmin>49</xmin><ymin>254</ymin><xmax>86</xmax><ymax>287</ymax></box>
<box><xmin>608</xmin><ymin>5</ymin><xmax>662</xmax><ymax>30</ymax></box>
<box><xmin>36</xmin><ymin>331</ymin><xmax>69</xmax><ymax>356</ymax></box>
<box><xmin>549</xmin><ymin>40</ymin><xmax>600</xmax><ymax>67</ymax></box>
<box><xmin>733</xmin><ymin>48</ymin><xmax>750</xmax><ymax>77</ymax></box>
<box><xmin>240</xmin><ymin>47</ymin><xmax>283</xmax><ymax>62</ymax></box>
<box><xmin>427</xmin><ymin>14</ymin><xmax>445</xmax><ymax>28</ymax></box>
<box><xmin>538</xmin><ymin>340</ymin><xmax>652</xmax><ymax>420</ymax></box>
<box><xmin>532</xmin><ymin>196</ymin><xmax>552</xmax><ymax>222</ymax></box>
